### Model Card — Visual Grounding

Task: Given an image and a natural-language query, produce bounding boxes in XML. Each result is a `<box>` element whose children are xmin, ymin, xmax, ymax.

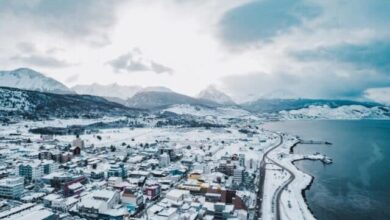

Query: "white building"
<box><xmin>72</xmin><ymin>136</ymin><xmax>85</xmax><ymax>149</ymax></box>
<box><xmin>160</xmin><ymin>153</ymin><xmax>170</xmax><ymax>168</ymax></box>
<box><xmin>42</xmin><ymin>160</ymin><xmax>59</xmax><ymax>174</ymax></box>
<box><xmin>165</xmin><ymin>189</ymin><xmax>190</xmax><ymax>204</ymax></box>
<box><xmin>77</xmin><ymin>190</ymin><xmax>125</xmax><ymax>219</ymax></box>
<box><xmin>0</xmin><ymin>177</ymin><xmax>24</xmax><ymax>199</ymax></box>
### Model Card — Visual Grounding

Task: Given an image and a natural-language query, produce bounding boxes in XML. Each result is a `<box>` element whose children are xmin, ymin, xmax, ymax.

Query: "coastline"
<box><xmin>292</xmin><ymin>160</ymin><xmax>316</xmax><ymax>219</ymax></box>
<box><xmin>262</xmin><ymin>132</ymin><xmax>330</xmax><ymax>220</ymax></box>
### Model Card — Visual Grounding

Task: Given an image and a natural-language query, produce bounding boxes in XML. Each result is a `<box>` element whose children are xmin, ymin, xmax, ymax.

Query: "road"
<box><xmin>257</xmin><ymin>133</ymin><xmax>295</xmax><ymax>220</ymax></box>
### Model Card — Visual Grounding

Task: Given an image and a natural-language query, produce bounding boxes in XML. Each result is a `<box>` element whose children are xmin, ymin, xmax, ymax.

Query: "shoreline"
<box><xmin>292</xmin><ymin>160</ymin><xmax>317</xmax><ymax>219</ymax></box>
<box><xmin>260</xmin><ymin>129</ymin><xmax>331</xmax><ymax>220</ymax></box>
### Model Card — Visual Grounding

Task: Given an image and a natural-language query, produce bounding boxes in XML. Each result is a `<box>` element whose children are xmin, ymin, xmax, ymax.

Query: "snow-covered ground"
<box><xmin>262</xmin><ymin>163</ymin><xmax>290</xmax><ymax>220</ymax></box>
<box><xmin>280</xmin><ymin>105</ymin><xmax>390</xmax><ymax>120</ymax></box>
<box><xmin>163</xmin><ymin>104</ymin><xmax>259</xmax><ymax>122</ymax></box>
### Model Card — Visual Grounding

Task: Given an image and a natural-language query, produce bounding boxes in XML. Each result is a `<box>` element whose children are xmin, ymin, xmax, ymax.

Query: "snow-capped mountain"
<box><xmin>72</xmin><ymin>83</ymin><xmax>142</xmax><ymax>100</ymax></box>
<box><xmin>72</xmin><ymin>84</ymin><xmax>172</xmax><ymax>101</ymax></box>
<box><xmin>126</xmin><ymin>91</ymin><xmax>219</xmax><ymax>109</ymax></box>
<box><xmin>141</xmin><ymin>86</ymin><xmax>172</xmax><ymax>93</ymax></box>
<box><xmin>0</xmin><ymin>68</ymin><xmax>73</xmax><ymax>94</ymax></box>
<box><xmin>279</xmin><ymin>105</ymin><xmax>390</xmax><ymax>120</ymax></box>
<box><xmin>197</xmin><ymin>86</ymin><xmax>235</xmax><ymax>105</ymax></box>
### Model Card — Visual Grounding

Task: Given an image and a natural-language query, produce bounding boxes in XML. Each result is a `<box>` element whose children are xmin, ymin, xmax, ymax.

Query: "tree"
<box><xmin>110</xmin><ymin>145</ymin><xmax>116</xmax><ymax>152</ymax></box>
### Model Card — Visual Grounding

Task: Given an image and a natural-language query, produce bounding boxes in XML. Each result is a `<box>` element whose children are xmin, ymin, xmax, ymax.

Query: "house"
<box><xmin>165</xmin><ymin>189</ymin><xmax>190</xmax><ymax>204</ymax></box>
<box><xmin>121</xmin><ymin>187</ymin><xmax>144</xmax><ymax>215</ymax></box>
<box><xmin>72</xmin><ymin>136</ymin><xmax>85</xmax><ymax>149</ymax></box>
<box><xmin>144</xmin><ymin>180</ymin><xmax>161</xmax><ymax>201</ymax></box>
<box><xmin>75</xmin><ymin>189</ymin><xmax>126</xmax><ymax>219</ymax></box>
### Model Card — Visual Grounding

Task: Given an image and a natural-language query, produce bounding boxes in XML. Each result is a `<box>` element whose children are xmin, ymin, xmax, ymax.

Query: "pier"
<box><xmin>299</xmin><ymin>140</ymin><xmax>332</xmax><ymax>145</ymax></box>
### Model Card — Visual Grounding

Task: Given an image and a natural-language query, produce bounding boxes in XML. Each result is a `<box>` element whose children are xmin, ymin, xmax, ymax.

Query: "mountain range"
<box><xmin>72</xmin><ymin>84</ymin><xmax>173</xmax><ymax>100</ymax></box>
<box><xmin>0</xmin><ymin>67</ymin><xmax>388</xmax><ymax>119</ymax></box>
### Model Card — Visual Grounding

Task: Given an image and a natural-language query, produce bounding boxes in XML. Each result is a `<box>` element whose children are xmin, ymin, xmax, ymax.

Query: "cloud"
<box><xmin>16</xmin><ymin>42</ymin><xmax>37</xmax><ymax>53</ymax></box>
<box><xmin>10</xmin><ymin>54</ymin><xmax>73</xmax><ymax>68</ymax></box>
<box><xmin>9</xmin><ymin>42</ymin><xmax>73</xmax><ymax>68</ymax></box>
<box><xmin>221</xmin><ymin>65</ymin><xmax>390</xmax><ymax>102</ymax></box>
<box><xmin>217</xmin><ymin>0</ymin><xmax>321</xmax><ymax>46</ymax></box>
<box><xmin>291</xmin><ymin>41</ymin><xmax>390</xmax><ymax>74</ymax></box>
<box><xmin>108</xmin><ymin>48</ymin><xmax>173</xmax><ymax>74</ymax></box>
<box><xmin>364</xmin><ymin>87</ymin><xmax>390</xmax><ymax>105</ymax></box>
<box><xmin>65</xmin><ymin>74</ymin><xmax>79</xmax><ymax>83</ymax></box>
<box><xmin>0</xmin><ymin>0</ymin><xmax>124</xmax><ymax>46</ymax></box>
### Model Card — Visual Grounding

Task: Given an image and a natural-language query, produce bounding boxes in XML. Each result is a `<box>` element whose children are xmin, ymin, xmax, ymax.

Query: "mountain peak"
<box><xmin>198</xmin><ymin>85</ymin><xmax>235</xmax><ymax>105</ymax></box>
<box><xmin>0</xmin><ymin>68</ymin><xmax>73</xmax><ymax>94</ymax></box>
<box><xmin>141</xmin><ymin>86</ymin><xmax>172</xmax><ymax>93</ymax></box>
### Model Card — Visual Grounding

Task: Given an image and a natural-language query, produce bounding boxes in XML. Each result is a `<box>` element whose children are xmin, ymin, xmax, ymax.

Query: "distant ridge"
<box><xmin>126</xmin><ymin>91</ymin><xmax>219</xmax><ymax>109</ymax></box>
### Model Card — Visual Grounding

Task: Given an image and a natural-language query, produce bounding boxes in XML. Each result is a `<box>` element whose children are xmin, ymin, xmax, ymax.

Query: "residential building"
<box><xmin>121</xmin><ymin>187</ymin><xmax>144</xmax><ymax>214</ymax></box>
<box><xmin>239</xmin><ymin>154</ymin><xmax>245</xmax><ymax>168</ymax></box>
<box><xmin>0</xmin><ymin>176</ymin><xmax>24</xmax><ymax>199</ymax></box>
<box><xmin>107</xmin><ymin>163</ymin><xmax>127</xmax><ymax>179</ymax></box>
<box><xmin>144</xmin><ymin>181</ymin><xmax>161</xmax><ymax>201</ymax></box>
<box><xmin>76</xmin><ymin>190</ymin><xmax>126</xmax><ymax>219</ymax></box>
<box><xmin>72</xmin><ymin>136</ymin><xmax>85</xmax><ymax>149</ymax></box>
<box><xmin>159</xmin><ymin>153</ymin><xmax>170</xmax><ymax>168</ymax></box>
<box><xmin>233</xmin><ymin>167</ymin><xmax>244</xmax><ymax>185</ymax></box>
<box><xmin>18</xmin><ymin>162</ymin><xmax>44</xmax><ymax>181</ymax></box>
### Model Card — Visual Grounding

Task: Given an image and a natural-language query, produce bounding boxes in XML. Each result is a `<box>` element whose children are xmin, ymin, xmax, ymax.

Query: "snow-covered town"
<box><xmin>0</xmin><ymin>110</ymin><xmax>332</xmax><ymax>220</ymax></box>
<box><xmin>1</xmin><ymin>1</ymin><xmax>389</xmax><ymax>219</ymax></box>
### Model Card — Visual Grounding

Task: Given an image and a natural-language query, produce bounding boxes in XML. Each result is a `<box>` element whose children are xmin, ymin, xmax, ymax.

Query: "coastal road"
<box><xmin>258</xmin><ymin>133</ymin><xmax>296</xmax><ymax>220</ymax></box>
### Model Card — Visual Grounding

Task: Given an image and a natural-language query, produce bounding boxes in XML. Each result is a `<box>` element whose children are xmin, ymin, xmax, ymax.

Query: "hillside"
<box><xmin>0</xmin><ymin>87</ymin><xmax>140</xmax><ymax>121</ymax></box>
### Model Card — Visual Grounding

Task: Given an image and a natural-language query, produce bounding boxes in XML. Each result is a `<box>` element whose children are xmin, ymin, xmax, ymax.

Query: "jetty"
<box><xmin>299</xmin><ymin>140</ymin><xmax>332</xmax><ymax>145</ymax></box>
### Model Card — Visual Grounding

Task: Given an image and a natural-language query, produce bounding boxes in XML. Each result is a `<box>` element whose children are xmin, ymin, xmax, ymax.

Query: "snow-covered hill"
<box><xmin>72</xmin><ymin>83</ymin><xmax>142</xmax><ymax>100</ymax></box>
<box><xmin>0</xmin><ymin>68</ymin><xmax>72</xmax><ymax>94</ymax></box>
<box><xmin>163</xmin><ymin>104</ymin><xmax>251</xmax><ymax>118</ymax></box>
<box><xmin>198</xmin><ymin>85</ymin><xmax>235</xmax><ymax>105</ymax></box>
<box><xmin>72</xmin><ymin>84</ymin><xmax>172</xmax><ymax>101</ymax></box>
<box><xmin>126</xmin><ymin>91</ymin><xmax>218</xmax><ymax>109</ymax></box>
<box><xmin>279</xmin><ymin>105</ymin><xmax>390</xmax><ymax>120</ymax></box>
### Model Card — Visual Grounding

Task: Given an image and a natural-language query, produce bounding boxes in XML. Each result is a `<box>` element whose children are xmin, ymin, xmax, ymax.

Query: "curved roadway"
<box><xmin>262</xmin><ymin>134</ymin><xmax>295</xmax><ymax>220</ymax></box>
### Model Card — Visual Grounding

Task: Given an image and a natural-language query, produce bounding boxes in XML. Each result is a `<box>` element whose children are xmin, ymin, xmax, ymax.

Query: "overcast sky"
<box><xmin>0</xmin><ymin>0</ymin><xmax>389</xmax><ymax>103</ymax></box>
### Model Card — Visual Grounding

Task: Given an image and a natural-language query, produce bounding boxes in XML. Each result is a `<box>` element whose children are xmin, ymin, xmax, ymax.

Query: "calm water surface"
<box><xmin>264</xmin><ymin>120</ymin><xmax>390</xmax><ymax>220</ymax></box>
